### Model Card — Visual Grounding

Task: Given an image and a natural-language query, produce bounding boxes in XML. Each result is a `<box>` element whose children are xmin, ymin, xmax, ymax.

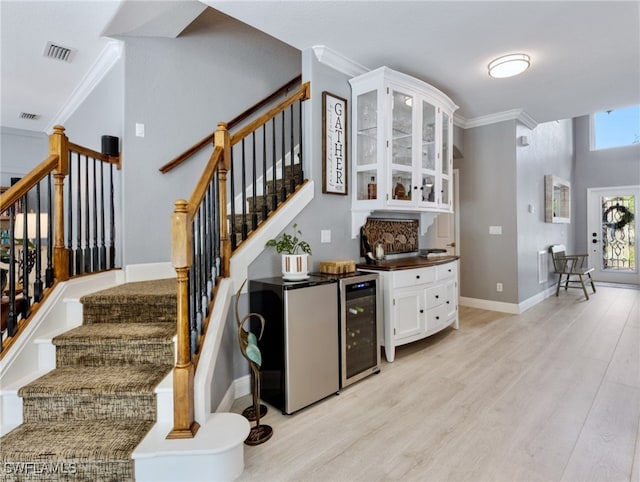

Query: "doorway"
<box><xmin>587</xmin><ymin>186</ymin><xmax>639</xmax><ymax>284</ymax></box>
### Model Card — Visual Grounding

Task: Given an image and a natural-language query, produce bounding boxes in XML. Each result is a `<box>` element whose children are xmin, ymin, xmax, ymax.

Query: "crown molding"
<box><xmin>312</xmin><ymin>45</ymin><xmax>369</xmax><ymax>78</ymax></box>
<box><xmin>46</xmin><ymin>40</ymin><xmax>123</xmax><ymax>134</ymax></box>
<box><xmin>456</xmin><ymin>109</ymin><xmax>539</xmax><ymax>130</ymax></box>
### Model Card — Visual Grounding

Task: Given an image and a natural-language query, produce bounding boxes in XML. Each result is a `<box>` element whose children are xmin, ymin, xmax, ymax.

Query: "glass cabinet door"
<box><xmin>422</xmin><ymin>101</ymin><xmax>436</xmax><ymax>172</ymax></box>
<box><xmin>391</xmin><ymin>90</ymin><xmax>413</xmax><ymax>168</ymax></box>
<box><xmin>355</xmin><ymin>90</ymin><xmax>378</xmax><ymax>201</ymax></box>
<box><xmin>441</xmin><ymin>111</ymin><xmax>450</xmax><ymax>177</ymax></box>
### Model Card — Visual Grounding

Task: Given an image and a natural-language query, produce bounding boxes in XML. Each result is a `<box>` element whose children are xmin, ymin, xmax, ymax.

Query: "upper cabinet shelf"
<box><xmin>545</xmin><ymin>175</ymin><xmax>571</xmax><ymax>223</ymax></box>
<box><xmin>349</xmin><ymin>67</ymin><xmax>458</xmax><ymax>237</ymax></box>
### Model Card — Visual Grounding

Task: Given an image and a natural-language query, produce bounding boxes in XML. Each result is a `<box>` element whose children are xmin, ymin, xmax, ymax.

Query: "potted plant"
<box><xmin>265</xmin><ymin>223</ymin><xmax>312</xmax><ymax>280</ymax></box>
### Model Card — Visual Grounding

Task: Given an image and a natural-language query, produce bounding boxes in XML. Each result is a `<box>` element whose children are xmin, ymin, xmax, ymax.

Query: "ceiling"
<box><xmin>2</xmin><ymin>0</ymin><xmax>639</xmax><ymax>134</ymax></box>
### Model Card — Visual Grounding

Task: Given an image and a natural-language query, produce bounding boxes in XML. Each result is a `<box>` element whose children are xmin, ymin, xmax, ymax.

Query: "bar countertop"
<box><xmin>356</xmin><ymin>255</ymin><xmax>459</xmax><ymax>272</ymax></box>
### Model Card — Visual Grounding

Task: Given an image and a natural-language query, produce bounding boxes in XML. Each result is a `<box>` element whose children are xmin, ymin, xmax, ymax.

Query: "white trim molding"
<box><xmin>312</xmin><ymin>45</ymin><xmax>368</xmax><ymax>78</ymax></box>
<box><xmin>456</xmin><ymin>109</ymin><xmax>538</xmax><ymax>130</ymax></box>
<box><xmin>46</xmin><ymin>40</ymin><xmax>123</xmax><ymax>133</ymax></box>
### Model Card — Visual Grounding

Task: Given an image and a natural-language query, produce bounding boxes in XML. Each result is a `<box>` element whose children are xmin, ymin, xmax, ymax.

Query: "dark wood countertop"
<box><xmin>356</xmin><ymin>255</ymin><xmax>459</xmax><ymax>272</ymax></box>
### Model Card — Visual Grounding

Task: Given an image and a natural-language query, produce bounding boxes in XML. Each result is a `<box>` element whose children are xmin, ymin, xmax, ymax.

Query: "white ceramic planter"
<box><xmin>281</xmin><ymin>254</ymin><xmax>309</xmax><ymax>281</ymax></box>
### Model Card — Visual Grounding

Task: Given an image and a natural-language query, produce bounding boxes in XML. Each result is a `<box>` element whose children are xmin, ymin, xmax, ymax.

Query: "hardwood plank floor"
<box><xmin>231</xmin><ymin>286</ymin><xmax>640</xmax><ymax>482</ymax></box>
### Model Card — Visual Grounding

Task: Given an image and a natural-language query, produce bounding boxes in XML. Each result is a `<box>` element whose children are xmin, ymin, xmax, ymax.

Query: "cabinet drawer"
<box><xmin>436</xmin><ymin>262</ymin><xmax>456</xmax><ymax>280</ymax></box>
<box><xmin>392</xmin><ymin>267</ymin><xmax>435</xmax><ymax>289</ymax></box>
<box><xmin>426</xmin><ymin>304</ymin><xmax>451</xmax><ymax>333</ymax></box>
<box><xmin>426</xmin><ymin>284</ymin><xmax>446</xmax><ymax>307</ymax></box>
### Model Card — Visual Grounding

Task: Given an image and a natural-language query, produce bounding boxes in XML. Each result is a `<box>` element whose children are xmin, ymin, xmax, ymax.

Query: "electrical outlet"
<box><xmin>496</xmin><ymin>282</ymin><xmax>503</xmax><ymax>292</ymax></box>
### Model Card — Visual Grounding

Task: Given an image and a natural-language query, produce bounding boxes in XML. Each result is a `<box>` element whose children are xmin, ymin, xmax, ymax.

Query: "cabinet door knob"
<box><xmin>435</xmin><ymin>295</ymin><xmax>439</xmax><ymax>299</ymax></box>
<box><xmin>446</xmin><ymin>301</ymin><xmax>450</xmax><ymax>304</ymax></box>
<box><xmin>416</xmin><ymin>275</ymin><xmax>420</xmax><ymax>279</ymax></box>
<box><xmin>419</xmin><ymin>309</ymin><xmax>424</xmax><ymax>313</ymax></box>
<box><xmin>435</xmin><ymin>316</ymin><xmax>440</xmax><ymax>320</ymax></box>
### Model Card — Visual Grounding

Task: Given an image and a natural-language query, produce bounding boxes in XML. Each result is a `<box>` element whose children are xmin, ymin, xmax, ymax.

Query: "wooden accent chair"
<box><xmin>549</xmin><ymin>245</ymin><xmax>596</xmax><ymax>300</ymax></box>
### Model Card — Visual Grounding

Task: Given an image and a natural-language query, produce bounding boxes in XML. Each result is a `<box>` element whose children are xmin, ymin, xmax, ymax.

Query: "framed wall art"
<box><xmin>322</xmin><ymin>92</ymin><xmax>348</xmax><ymax>195</ymax></box>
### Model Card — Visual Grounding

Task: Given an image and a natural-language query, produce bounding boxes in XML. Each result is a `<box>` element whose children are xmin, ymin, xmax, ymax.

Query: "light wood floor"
<box><xmin>231</xmin><ymin>285</ymin><xmax>640</xmax><ymax>482</ymax></box>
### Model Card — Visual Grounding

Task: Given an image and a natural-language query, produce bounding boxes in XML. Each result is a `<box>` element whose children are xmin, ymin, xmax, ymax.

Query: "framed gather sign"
<box><xmin>322</xmin><ymin>91</ymin><xmax>348</xmax><ymax>195</ymax></box>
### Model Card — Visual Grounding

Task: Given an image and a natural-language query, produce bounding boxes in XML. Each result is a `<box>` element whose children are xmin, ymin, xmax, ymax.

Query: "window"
<box><xmin>592</xmin><ymin>105</ymin><xmax>640</xmax><ymax>150</ymax></box>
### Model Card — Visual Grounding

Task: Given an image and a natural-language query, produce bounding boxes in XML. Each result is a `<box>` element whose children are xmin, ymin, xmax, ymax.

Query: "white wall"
<box><xmin>0</xmin><ymin>128</ymin><xmax>48</xmax><ymax>185</ymax></box>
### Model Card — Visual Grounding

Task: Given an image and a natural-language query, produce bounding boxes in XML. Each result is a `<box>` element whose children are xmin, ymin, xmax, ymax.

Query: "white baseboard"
<box><xmin>460</xmin><ymin>286</ymin><xmax>556</xmax><ymax>315</ymax></box>
<box><xmin>215</xmin><ymin>375</ymin><xmax>250</xmax><ymax>413</ymax></box>
<box><xmin>125</xmin><ymin>262</ymin><xmax>175</xmax><ymax>282</ymax></box>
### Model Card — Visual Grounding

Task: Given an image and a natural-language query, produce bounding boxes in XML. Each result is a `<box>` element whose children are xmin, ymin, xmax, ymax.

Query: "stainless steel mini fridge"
<box><xmin>249</xmin><ymin>276</ymin><xmax>339</xmax><ymax>414</ymax></box>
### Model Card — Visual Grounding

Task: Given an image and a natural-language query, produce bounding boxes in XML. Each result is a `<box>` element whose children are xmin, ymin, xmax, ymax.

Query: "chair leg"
<box><xmin>556</xmin><ymin>275</ymin><xmax>562</xmax><ymax>296</ymax></box>
<box><xmin>578</xmin><ymin>274</ymin><xmax>589</xmax><ymax>300</ymax></box>
<box><xmin>588</xmin><ymin>273</ymin><xmax>596</xmax><ymax>293</ymax></box>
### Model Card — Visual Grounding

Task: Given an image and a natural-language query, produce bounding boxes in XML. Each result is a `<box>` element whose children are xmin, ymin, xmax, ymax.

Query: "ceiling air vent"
<box><xmin>43</xmin><ymin>41</ymin><xmax>76</xmax><ymax>62</ymax></box>
<box><xmin>20</xmin><ymin>112</ymin><xmax>40</xmax><ymax>120</ymax></box>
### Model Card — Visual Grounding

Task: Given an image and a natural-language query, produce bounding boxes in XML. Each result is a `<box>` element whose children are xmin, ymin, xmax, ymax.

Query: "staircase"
<box><xmin>0</xmin><ymin>278</ymin><xmax>176</xmax><ymax>481</ymax></box>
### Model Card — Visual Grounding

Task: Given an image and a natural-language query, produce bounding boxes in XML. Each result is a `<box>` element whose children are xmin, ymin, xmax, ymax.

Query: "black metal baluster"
<box><xmin>189</xmin><ymin>229</ymin><xmax>197</xmax><ymax>356</ymax></box>
<box><xmin>251</xmin><ymin>131</ymin><xmax>258</xmax><ymax>231</ymax></box>
<box><xmin>271</xmin><ymin>118</ymin><xmax>278</xmax><ymax>210</ymax></box>
<box><xmin>229</xmin><ymin>149</ymin><xmax>237</xmax><ymax>251</ymax></box>
<box><xmin>262</xmin><ymin>124</ymin><xmax>268</xmax><ymax>220</ymax></box>
<box><xmin>67</xmin><ymin>153</ymin><xmax>74</xmax><ymax>276</ymax></box>
<box><xmin>20</xmin><ymin>195</ymin><xmax>30</xmax><ymax>319</ymax></box>
<box><xmin>213</xmin><ymin>171</ymin><xmax>221</xmax><ymax>277</ymax></box>
<box><xmin>84</xmin><ymin>155</ymin><xmax>90</xmax><ymax>274</ymax></box>
<box><xmin>193</xmin><ymin>210</ymin><xmax>202</xmax><ymax>345</ymax></box>
<box><xmin>199</xmin><ymin>206</ymin><xmax>207</xmax><ymax>324</ymax></box>
<box><xmin>7</xmin><ymin>206</ymin><xmax>17</xmax><ymax>337</ymax></box>
<box><xmin>109</xmin><ymin>164</ymin><xmax>115</xmax><ymax>269</ymax></box>
<box><xmin>99</xmin><ymin>161</ymin><xmax>106</xmax><ymax>270</ymax></box>
<box><xmin>92</xmin><ymin>156</ymin><xmax>98</xmax><ymax>272</ymax></box>
<box><xmin>280</xmin><ymin>111</ymin><xmax>286</xmax><ymax>200</ymax></box>
<box><xmin>46</xmin><ymin>173</ymin><xmax>53</xmax><ymax>287</ymax></box>
<box><xmin>33</xmin><ymin>182</ymin><xmax>43</xmax><ymax>302</ymax></box>
<box><xmin>240</xmin><ymin>139</ymin><xmax>248</xmax><ymax>241</ymax></box>
<box><xmin>289</xmin><ymin>104</ymin><xmax>295</xmax><ymax>193</ymax></box>
<box><xmin>75</xmin><ymin>153</ymin><xmax>83</xmax><ymax>274</ymax></box>
<box><xmin>298</xmin><ymin>99</ymin><xmax>304</xmax><ymax>183</ymax></box>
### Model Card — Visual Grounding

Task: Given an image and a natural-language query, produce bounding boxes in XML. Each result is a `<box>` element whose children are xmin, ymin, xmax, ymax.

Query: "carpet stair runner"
<box><xmin>0</xmin><ymin>278</ymin><xmax>177</xmax><ymax>481</ymax></box>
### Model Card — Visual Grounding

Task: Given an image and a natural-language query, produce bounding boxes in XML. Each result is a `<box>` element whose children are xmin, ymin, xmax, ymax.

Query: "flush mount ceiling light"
<box><xmin>488</xmin><ymin>53</ymin><xmax>530</xmax><ymax>78</ymax></box>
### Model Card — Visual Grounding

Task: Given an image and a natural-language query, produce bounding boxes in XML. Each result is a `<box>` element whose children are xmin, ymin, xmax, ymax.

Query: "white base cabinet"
<box><xmin>362</xmin><ymin>259</ymin><xmax>458</xmax><ymax>362</ymax></box>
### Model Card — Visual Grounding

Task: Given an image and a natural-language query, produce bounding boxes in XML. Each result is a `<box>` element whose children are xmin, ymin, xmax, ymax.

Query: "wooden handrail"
<box><xmin>68</xmin><ymin>142</ymin><xmax>121</xmax><ymax>169</ymax></box>
<box><xmin>227</xmin><ymin>74</ymin><xmax>302</xmax><ymax>130</ymax></box>
<box><xmin>159</xmin><ymin>75</ymin><xmax>303</xmax><ymax>174</ymax></box>
<box><xmin>230</xmin><ymin>81</ymin><xmax>310</xmax><ymax>146</ymax></box>
<box><xmin>0</xmin><ymin>155</ymin><xmax>58</xmax><ymax>211</ymax></box>
<box><xmin>186</xmin><ymin>145</ymin><xmax>224</xmax><ymax>220</ymax></box>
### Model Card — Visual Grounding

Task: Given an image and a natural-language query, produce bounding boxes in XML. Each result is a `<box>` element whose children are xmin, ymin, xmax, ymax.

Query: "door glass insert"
<box><xmin>601</xmin><ymin>195</ymin><xmax>636</xmax><ymax>271</ymax></box>
<box><xmin>391</xmin><ymin>91</ymin><xmax>413</xmax><ymax>166</ymax></box>
<box><xmin>420</xmin><ymin>174</ymin><xmax>436</xmax><ymax>202</ymax></box>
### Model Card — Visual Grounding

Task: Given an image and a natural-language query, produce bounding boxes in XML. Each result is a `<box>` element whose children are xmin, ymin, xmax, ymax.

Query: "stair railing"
<box><xmin>0</xmin><ymin>126</ymin><xmax>120</xmax><ymax>355</ymax></box>
<box><xmin>168</xmin><ymin>81</ymin><xmax>310</xmax><ymax>438</ymax></box>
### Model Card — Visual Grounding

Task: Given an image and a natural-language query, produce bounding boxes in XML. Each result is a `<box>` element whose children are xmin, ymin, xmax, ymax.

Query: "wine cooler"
<box><xmin>339</xmin><ymin>273</ymin><xmax>381</xmax><ymax>387</ymax></box>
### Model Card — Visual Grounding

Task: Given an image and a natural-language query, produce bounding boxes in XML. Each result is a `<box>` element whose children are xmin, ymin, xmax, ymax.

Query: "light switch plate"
<box><xmin>489</xmin><ymin>226</ymin><xmax>502</xmax><ymax>235</ymax></box>
<box><xmin>135</xmin><ymin>123</ymin><xmax>145</xmax><ymax>137</ymax></box>
<box><xmin>321</xmin><ymin>229</ymin><xmax>331</xmax><ymax>243</ymax></box>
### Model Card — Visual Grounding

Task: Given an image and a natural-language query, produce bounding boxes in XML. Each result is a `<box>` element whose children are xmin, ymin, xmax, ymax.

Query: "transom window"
<box><xmin>592</xmin><ymin>105</ymin><xmax>640</xmax><ymax>150</ymax></box>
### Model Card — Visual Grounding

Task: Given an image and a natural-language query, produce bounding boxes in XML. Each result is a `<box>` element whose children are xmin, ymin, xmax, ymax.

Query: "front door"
<box><xmin>587</xmin><ymin>186</ymin><xmax>639</xmax><ymax>284</ymax></box>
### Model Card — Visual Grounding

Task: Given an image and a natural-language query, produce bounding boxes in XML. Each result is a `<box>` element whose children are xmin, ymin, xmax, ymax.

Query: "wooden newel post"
<box><xmin>50</xmin><ymin>125</ymin><xmax>69</xmax><ymax>282</ymax></box>
<box><xmin>167</xmin><ymin>199</ymin><xmax>200</xmax><ymax>439</ymax></box>
<box><xmin>215</xmin><ymin>122</ymin><xmax>232</xmax><ymax>278</ymax></box>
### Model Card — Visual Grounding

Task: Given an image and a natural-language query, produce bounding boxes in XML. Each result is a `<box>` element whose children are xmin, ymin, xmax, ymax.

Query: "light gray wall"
<box><xmin>515</xmin><ymin>119</ymin><xmax>574</xmax><ymax>302</ymax></box>
<box><xmin>0</xmin><ymin>127</ymin><xmax>48</xmax><ymax>185</ymax></box>
<box><xmin>457</xmin><ymin>121</ymin><xmax>518</xmax><ymax>303</ymax></box>
<box><xmin>121</xmin><ymin>8</ymin><xmax>301</xmax><ymax>267</ymax></box>
<box><xmin>573</xmin><ymin>115</ymin><xmax>640</xmax><ymax>253</ymax></box>
<box><xmin>63</xmin><ymin>58</ymin><xmax>124</xmax><ymax>152</ymax></box>
<box><xmin>248</xmin><ymin>48</ymin><xmax>359</xmax><ymax>280</ymax></box>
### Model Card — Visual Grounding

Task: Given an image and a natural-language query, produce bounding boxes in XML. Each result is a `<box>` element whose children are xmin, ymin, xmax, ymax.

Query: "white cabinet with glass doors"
<box><xmin>350</xmin><ymin>67</ymin><xmax>458</xmax><ymax>236</ymax></box>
